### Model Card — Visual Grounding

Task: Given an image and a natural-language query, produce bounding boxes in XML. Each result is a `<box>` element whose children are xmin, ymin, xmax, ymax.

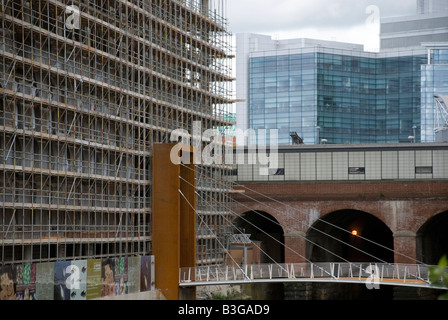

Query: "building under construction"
<box><xmin>0</xmin><ymin>0</ymin><xmax>233</xmax><ymax>269</ymax></box>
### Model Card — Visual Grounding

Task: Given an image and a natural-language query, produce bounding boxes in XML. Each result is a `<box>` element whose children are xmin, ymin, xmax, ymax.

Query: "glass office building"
<box><xmin>236</xmin><ymin>1</ymin><xmax>448</xmax><ymax>146</ymax></box>
<box><xmin>246</xmin><ymin>45</ymin><xmax>427</xmax><ymax>145</ymax></box>
<box><xmin>249</xmin><ymin>52</ymin><xmax>317</xmax><ymax>145</ymax></box>
<box><xmin>421</xmin><ymin>46</ymin><xmax>448</xmax><ymax>142</ymax></box>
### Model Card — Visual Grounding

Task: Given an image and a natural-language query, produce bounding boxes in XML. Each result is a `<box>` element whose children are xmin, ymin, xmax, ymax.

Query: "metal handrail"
<box><xmin>179</xmin><ymin>262</ymin><xmax>446</xmax><ymax>289</ymax></box>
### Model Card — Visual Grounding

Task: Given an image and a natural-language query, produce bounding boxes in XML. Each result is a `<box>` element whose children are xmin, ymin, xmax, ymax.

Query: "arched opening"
<box><xmin>306</xmin><ymin>209</ymin><xmax>394</xmax><ymax>300</ymax></box>
<box><xmin>232</xmin><ymin>211</ymin><xmax>285</xmax><ymax>300</ymax></box>
<box><xmin>306</xmin><ymin>209</ymin><xmax>393</xmax><ymax>263</ymax></box>
<box><xmin>233</xmin><ymin>211</ymin><xmax>285</xmax><ymax>264</ymax></box>
<box><xmin>417</xmin><ymin>211</ymin><xmax>448</xmax><ymax>265</ymax></box>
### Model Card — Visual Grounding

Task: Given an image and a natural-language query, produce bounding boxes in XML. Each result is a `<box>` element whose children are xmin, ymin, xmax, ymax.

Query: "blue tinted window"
<box><xmin>248</xmin><ymin>50</ymin><xmax>429</xmax><ymax>145</ymax></box>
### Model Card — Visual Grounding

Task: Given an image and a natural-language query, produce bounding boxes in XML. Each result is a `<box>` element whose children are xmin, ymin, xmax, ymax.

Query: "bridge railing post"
<box><xmin>404</xmin><ymin>266</ymin><xmax>408</xmax><ymax>283</ymax></box>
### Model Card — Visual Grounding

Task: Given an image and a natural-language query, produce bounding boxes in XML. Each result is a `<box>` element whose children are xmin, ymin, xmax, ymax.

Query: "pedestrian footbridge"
<box><xmin>179</xmin><ymin>262</ymin><xmax>446</xmax><ymax>290</ymax></box>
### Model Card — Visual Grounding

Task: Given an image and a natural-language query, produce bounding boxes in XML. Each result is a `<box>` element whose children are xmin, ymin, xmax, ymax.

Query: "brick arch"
<box><xmin>231</xmin><ymin>202</ymin><xmax>290</xmax><ymax>234</ymax></box>
<box><xmin>232</xmin><ymin>198</ymin><xmax>448</xmax><ymax>236</ymax></box>
<box><xmin>306</xmin><ymin>208</ymin><xmax>394</xmax><ymax>263</ymax></box>
<box><xmin>232</xmin><ymin>199</ymin><xmax>402</xmax><ymax>238</ymax></box>
<box><xmin>233</xmin><ymin>209</ymin><xmax>284</xmax><ymax>232</ymax></box>
<box><xmin>413</xmin><ymin>207</ymin><xmax>448</xmax><ymax>235</ymax></box>
<box><xmin>314</xmin><ymin>201</ymin><xmax>389</xmax><ymax>232</ymax></box>
<box><xmin>311</xmin><ymin>200</ymin><xmax>448</xmax><ymax>235</ymax></box>
<box><xmin>416</xmin><ymin>210</ymin><xmax>448</xmax><ymax>264</ymax></box>
<box><xmin>232</xmin><ymin>208</ymin><xmax>286</xmax><ymax>263</ymax></box>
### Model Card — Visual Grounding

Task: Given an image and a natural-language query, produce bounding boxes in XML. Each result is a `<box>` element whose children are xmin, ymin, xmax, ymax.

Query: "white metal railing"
<box><xmin>179</xmin><ymin>262</ymin><xmax>442</xmax><ymax>288</ymax></box>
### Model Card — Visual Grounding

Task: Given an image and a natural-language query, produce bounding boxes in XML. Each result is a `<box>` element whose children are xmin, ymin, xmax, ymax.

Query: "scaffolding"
<box><xmin>0</xmin><ymin>0</ymin><xmax>234</xmax><ymax>266</ymax></box>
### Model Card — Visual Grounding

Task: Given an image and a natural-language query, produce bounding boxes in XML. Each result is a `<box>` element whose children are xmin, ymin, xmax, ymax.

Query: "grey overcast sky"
<box><xmin>226</xmin><ymin>0</ymin><xmax>416</xmax><ymax>50</ymax></box>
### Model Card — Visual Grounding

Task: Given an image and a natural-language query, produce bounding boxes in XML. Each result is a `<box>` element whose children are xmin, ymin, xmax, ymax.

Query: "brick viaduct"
<box><xmin>231</xmin><ymin>180</ymin><xmax>448</xmax><ymax>266</ymax></box>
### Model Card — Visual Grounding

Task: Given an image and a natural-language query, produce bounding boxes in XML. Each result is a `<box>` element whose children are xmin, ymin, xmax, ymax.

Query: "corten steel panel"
<box><xmin>152</xmin><ymin>143</ymin><xmax>196</xmax><ymax>300</ymax></box>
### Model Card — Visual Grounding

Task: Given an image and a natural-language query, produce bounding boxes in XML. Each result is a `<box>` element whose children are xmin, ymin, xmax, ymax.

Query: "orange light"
<box><xmin>351</xmin><ymin>230</ymin><xmax>358</xmax><ymax>236</ymax></box>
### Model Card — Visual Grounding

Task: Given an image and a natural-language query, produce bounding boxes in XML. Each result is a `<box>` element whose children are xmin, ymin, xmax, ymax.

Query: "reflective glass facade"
<box><xmin>248</xmin><ymin>50</ymin><xmax>427</xmax><ymax>145</ymax></box>
<box><xmin>249</xmin><ymin>53</ymin><xmax>316</xmax><ymax>145</ymax></box>
<box><xmin>421</xmin><ymin>49</ymin><xmax>448</xmax><ymax>142</ymax></box>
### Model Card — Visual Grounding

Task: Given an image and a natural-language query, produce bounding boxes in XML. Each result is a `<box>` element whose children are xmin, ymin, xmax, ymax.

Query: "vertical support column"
<box><xmin>393</xmin><ymin>231</ymin><xmax>417</xmax><ymax>264</ymax></box>
<box><xmin>284</xmin><ymin>232</ymin><xmax>307</xmax><ymax>263</ymax></box>
<box><xmin>152</xmin><ymin>143</ymin><xmax>196</xmax><ymax>300</ymax></box>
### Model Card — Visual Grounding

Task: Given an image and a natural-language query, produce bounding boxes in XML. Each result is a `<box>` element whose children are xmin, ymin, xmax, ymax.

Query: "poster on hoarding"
<box><xmin>2</xmin><ymin>255</ymin><xmax>155</xmax><ymax>300</ymax></box>
<box><xmin>53</xmin><ymin>261</ymin><xmax>71</xmax><ymax>300</ymax></box>
<box><xmin>140</xmin><ymin>255</ymin><xmax>154</xmax><ymax>292</ymax></box>
<box><xmin>54</xmin><ymin>260</ymin><xmax>89</xmax><ymax>300</ymax></box>
<box><xmin>86</xmin><ymin>259</ymin><xmax>102</xmax><ymax>300</ymax></box>
<box><xmin>0</xmin><ymin>264</ymin><xmax>37</xmax><ymax>300</ymax></box>
<box><xmin>127</xmin><ymin>256</ymin><xmax>140</xmax><ymax>294</ymax></box>
<box><xmin>100</xmin><ymin>257</ymin><xmax>129</xmax><ymax>298</ymax></box>
<box><xmin>70</xmin><ymin>260</ymin><xmax>87</xmax><ymax>300</ymax></box>
<box><xmin>36</xmin><ymin>262</ymin><xmax>54</xmax><ymax>300</ymax></box>
<box><xmin>115</xmin><ymin>257</ymin><xmax>128</xmax><ymax>296</ymax></box>
<box><xmin>0</xmin><ymin>265</ymin><xmax>17</xmax><ymax>300</ymax></box>
<box><xmin>15</xmin><ymin>263</ymin><xmax>37</xmax><ymax>300</ymax></box>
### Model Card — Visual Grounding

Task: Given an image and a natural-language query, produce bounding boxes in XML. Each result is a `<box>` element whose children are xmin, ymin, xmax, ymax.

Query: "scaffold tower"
<box><xmin>0</xmin><ymin>0</ymin><xmax>234</xmax><ymax>267</ymax></box>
